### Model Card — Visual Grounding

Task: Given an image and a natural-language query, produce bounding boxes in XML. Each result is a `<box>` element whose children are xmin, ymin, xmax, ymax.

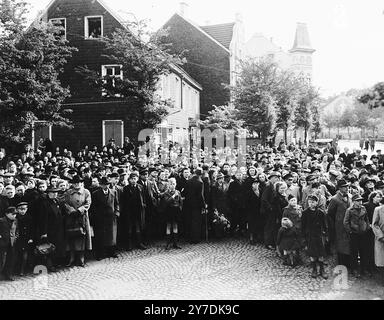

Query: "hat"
<box><xmin>5</xmin><ymin>207</ymin><xmax>17</xmax><ymax>215</ymax></box>
<box><xmin>352</xmin><ymin>194</ymin><xmax>363</xmax><ymax>202</ymax></box>
<box><xmin>148</xmin><ymin>167</ymin><xmax>158</xmax><ymax>174</ymax></box>
<box><xmin>288</xmin><ymin>194</ymin><xmax>295</xmax><ymax>201</ymax></box>
<box><xmin>307</xmin><ymin>195</ymin><xmax>319</xmax><ymax>202</ymax></box>
<box><xmin>16</xmin><ymin>202</ymin><xmax>28</xmax><ymax>208</ymax></box>
<box><xmin>139</xmin><ymin>168</ymin><xmax>149</xmax><ymax>175</ymax></box>
<box><xmin>108</xmin><ymin>173</ymin><xmax>119</xmax><ymax>179</ymax></box>
<box><xmin>268</xmin><ymin>171</ymin><xmax>281</xmax><ymax>179</ymax></box>
<box><xmin>281</xmin><ymin>217</ymin><xmax>293</xmax><ymax>228</ymax></box>
<box><xmin>337</xmin><ymin>179</ymin><xmax>349</xmax><ymax>188</ymax></box>
<box><xmin>329</xmin><ymin>170</ymin><xmax>339</xmax><ymax>178</ymax></box>
<box><xmin>363</xmin><ymin>177</ymin><xmax>376</xmax><ymax>185</ymax></box>
<box><xmin>283</xmin><ymin>173</ymin><xmax>293</xmax><ymax>180</ymax></box>
<box><xmin>129</xmin><ymin>172</ymin><xmax>139</xmax><ymax>179</ymax></box>
<box><xmin>2</xmin><ymin>172</ymin><xmax>14</xmax><ymax>178</ymax></box>
<box><xmin>306</xmin><ymin>174</ymin><xmax>317</xmax><ymax>182</ymax></box>
<box><xmin>217</xmin><ymin>172</ymin><xmax>224</xmax><ymax>179</ymax></box>
<box><xmin>99</xmin><ymin>177</ymin><xmax>109</xmax><ymax>185</ymax></box>
<box><xmin>70</xmin><ymin>175</ymin><xmax>84</xmax><ymax>184</ymax></box>
<box><xmin>46</xmin><ymin>187</ymin><xmax>60</xmax><ymax>193</ymax></box>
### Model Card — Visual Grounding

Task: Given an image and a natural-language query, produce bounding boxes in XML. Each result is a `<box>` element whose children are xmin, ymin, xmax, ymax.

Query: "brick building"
<box><xmin>30</xmin><ymin>0</ymin><xmax>201</xmax><ymax>150</ymax></box>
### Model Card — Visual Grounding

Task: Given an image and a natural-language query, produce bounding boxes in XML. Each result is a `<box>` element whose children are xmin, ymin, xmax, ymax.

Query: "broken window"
<box><xmin>85</xmin><ymin>16</ymin><xmax>103</xmax><ymax>39</ymax></box>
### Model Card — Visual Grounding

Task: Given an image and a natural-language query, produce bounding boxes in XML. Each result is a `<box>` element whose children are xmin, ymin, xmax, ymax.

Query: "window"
<box><xmin>85</xmin><ymin>16</ymin><xmax>103</xmax><ymax>39</ymax></box>
<box><xmin>49</xmin><ymin>18</ymin><xmax>66</xmax><ymax>39</ymax></box>
<box><xmin>102</xmin><ymin>120</ymin><xmax>124</xmax><ymax>148</ymax></box>
<box><xmin>101</xmin><ymin>65</ymin><xmax>123</xmax><ymax>96</ymax></box>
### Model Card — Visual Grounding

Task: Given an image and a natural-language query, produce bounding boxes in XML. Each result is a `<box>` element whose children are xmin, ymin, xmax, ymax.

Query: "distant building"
<box><xmin>245</xmin><ymin>22</ymin><xmax>315</xmax><ymax>82</ymax></box>
<box><xmin>159</xmin><ymin>3</ymin><xmax>244</xmax><ymax>119</ymax></box>
<box><xmin>30</xmin><ymin>0</ymin><xmax>201</xmax><ymax>150</ymax></box>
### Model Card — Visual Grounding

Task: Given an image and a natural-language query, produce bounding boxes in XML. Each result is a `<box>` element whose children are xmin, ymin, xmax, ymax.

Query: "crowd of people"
<box><xmin>1</xmin><ymin>137</ymin><xmax>384</xmax><ymax>283</ymax></box>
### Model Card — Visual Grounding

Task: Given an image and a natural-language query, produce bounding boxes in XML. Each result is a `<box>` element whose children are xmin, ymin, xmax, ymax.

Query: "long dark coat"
<box><xmin>245</xmin><ymin>188</ymin><xmax>261</xmax><ymax>235</ymax></box>
<box><xmin>211</xmin><ymin>183</ymin><xmax>230</xmax><ymax>218</ymax></box>
<box><xmin>16</xmin><ymin>213</ymin><xmax>33</xmax><ymax>251</ymax></box>
<box><xmin>91</xmin><ymin>188</ymin><xmax>119</xmax><ymax>247</ymax></box>
<box><xmin>121</xmin><ymin>184</ymin><xmax>146</xmax><ymax>229</ymax></box>
<box><xmin>276</xmin><ymin>227</ymin><xmax>301</xmax><ymax>252</ymax></box>
<box><xmin>261</xmin><ymin>182</ymin><xmax>276</xmax><ymax>246</ymax></box>
<box><xmin>327</xmin><ymin>192</ymin><xmax>352</xmax><ymax>255</ymax></box>
<box><xmin>302</xmin><ymin>208</ymin><xmax>328</xmax><ymax>258</ymax></box>
<box><xmin>35</xmin><ymin>197</ymin><xmax>66</xmax><ymax>257</ymax></box>
<box><xmin>183</xmin><ymin>175</ymin><xmax>205</xmax><ymax>242</ymax></box>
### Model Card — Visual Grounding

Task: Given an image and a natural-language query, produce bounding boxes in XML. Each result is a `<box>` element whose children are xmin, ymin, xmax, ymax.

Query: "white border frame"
<box><xmin>49</xmin><ymin>17</ymin><xmax>67</xmax><ymax>39</ymax></box>
<box><xmin>102</xmin><ymin>120</ymin><xmax>124</xmax><ymax>147</ymax></box>
<box><xmin>84</xmin><ymin>15</ymin><xmax>104</xmax><ymax>39</ymax></box>
<box><xmin>31</xmin><ymin>121</ymin><xmax>52</xmax><ymax>150</ymax></box>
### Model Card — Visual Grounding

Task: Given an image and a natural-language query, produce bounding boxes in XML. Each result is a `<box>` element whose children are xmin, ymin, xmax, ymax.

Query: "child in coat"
<box><xmin>276</xmin><ymin>217</ymin><xmax>301</xmax><ymax>267</ymax></box>
<box><xmin>302</xmin><ymin>195</ymin><xmax>329</xmax><ymax>279</ymax></box>
<box><xmin>0</xmin><ymin>207</ymin><xmax>18</xmax><ymax>281</ymax></box>
<box><xmin>15</xmin><ymin>202</ymin><xmax>34</xmax><ymax>276</ymax></box>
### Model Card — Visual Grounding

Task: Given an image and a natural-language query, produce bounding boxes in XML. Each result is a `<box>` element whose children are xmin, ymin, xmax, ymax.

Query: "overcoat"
<box><xmin>372</xmin><ymin>206</ymin><xmax>384</xmax><ymax>267</ymax></box>
<box><xmin>63</xmin><ymin>188</ymin><xmax>92</xmax><ymax>251</ymax></box>
<box><xmin>302</xmin><ymin>208</ymin><xmax>328</xmax><ymax>258</ymax></box>
<box><xmin>121</xmin><ymin>184</ymin><xmax>146</xmax><ymax>229</ymax></box>
<box><xmin>327</xmin><ymin>191</ymin><xmax>352</xmax><ymax>255</ymax></box>
<box><xmin>90</xmin><ymin>188</ymin><xmax>119</xmax><ymax>246</ymax></box>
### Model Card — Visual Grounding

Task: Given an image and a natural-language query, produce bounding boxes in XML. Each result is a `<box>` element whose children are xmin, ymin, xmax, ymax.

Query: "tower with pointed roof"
<box><xmin>289</xmin><ymin>22</ymin><xmax>315</xmax><ymax>82</ymax></box>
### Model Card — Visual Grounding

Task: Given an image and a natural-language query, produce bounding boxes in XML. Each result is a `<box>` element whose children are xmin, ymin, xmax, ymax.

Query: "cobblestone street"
<box><xmin>1</xmin><ymin>239</ymin><xmax>381</xmax><ymax>300</ymax></box>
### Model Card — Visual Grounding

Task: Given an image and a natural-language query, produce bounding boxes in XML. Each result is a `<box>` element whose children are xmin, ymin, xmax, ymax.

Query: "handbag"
<box><xmin>34</xmin><ymin>242</ymin><xmax>56</xmax><ymax>256</ymax></box>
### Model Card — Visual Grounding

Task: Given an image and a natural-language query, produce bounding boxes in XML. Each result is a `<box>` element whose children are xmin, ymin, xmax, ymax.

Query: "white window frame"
<box><xmin>31</xmin><ymin>121</ymin><xmax>52</xmax><ymax>150</ymax></box>
<box><xmin>101</xmin><ymin>64</ymin><xmax>123</xmax><ymax>96</ymax></box>
<box><xmin>49</xmin><ymin>17</ymin><xmax>67</xmax><ymax>39</ymax></box>
<box><xmin>102</xmin><ymin>120</ymin><xmax>124</xmax><ymax>147</ymax></box>
<box><xmin>84</xmin><ymin>15</ymin><xmax>104</xmax><ymax>39</ymax></box>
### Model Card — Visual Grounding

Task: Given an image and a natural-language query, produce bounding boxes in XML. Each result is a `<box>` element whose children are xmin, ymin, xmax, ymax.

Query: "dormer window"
<box><xmin>49</xmin><ymin>18</ymin><xmax>66</xmax><ymax>39</ymax></box>
<box><xmin>85</xmin><ymin>16</ymin><xmax>103</xmax><ymax>39</ymax></box>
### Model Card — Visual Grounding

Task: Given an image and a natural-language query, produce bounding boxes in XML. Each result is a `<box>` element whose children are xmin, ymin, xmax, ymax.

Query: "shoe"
<box><xmin>265</xmin><ymin>245</ymin><xmax>275</xmax><ymax>251</ymax></box>
<box><xmin>172</xmin><ymin>243</ymin><xmax>182</xmax><ymax>249</ymax></box>
<box><xmin>48</xmin><ymin>266</ymin><xmax>57</xmax><ymax>273</ymax></box>
<box><xmin>77</xmin><ymin>261</ymin><xmax>85</xmax><ymax>268</ymax></box>
<box><xmin>172</xmin><ymin>234</ymin><xmax>182</xmax><ymax>249</ymax></box>
<box><xmin>4</xmin><ymin>275</ymin><xmax>15</xmax><ymax>281</ymax></box>
<box><xmin>351</xmin><ymin>270</ymin><xmax>360</xmax><ymax>278</ymax></box>
<box><xmin>110</xmin><ymin>253</ymin><xmax>119</xmax><ymax>259</ymax></box>
<box><xmin>65</xmin><ymin>261</ymin><xmax>75</xmax><ymax>268</ymax></box>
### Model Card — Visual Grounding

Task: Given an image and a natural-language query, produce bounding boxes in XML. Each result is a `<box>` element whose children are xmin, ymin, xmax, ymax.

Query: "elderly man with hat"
<box><xmin>90</xmin><ymin>177</ymin><xmax>119</xmax><ymax>260</ymax></box>
<box><xmin>120</xmin><ymin>171</ymin><xmax>147</xmax><ymax>251</ymax></box>
<box><xmin>327</xmin><ymin>179</ymin><xmax>352</xmax><ymax>268</ymax></box>
<box><xmin>63</xmin><ymin>175</ymin><xmax>92</xmax><ymax>267</ymax></box>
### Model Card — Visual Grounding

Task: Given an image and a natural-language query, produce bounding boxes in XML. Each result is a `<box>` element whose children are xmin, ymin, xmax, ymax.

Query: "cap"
<box><xmin>5</xmin><ymin>207</ymin><xmax>17</xmax><ymax>215</ymax></box>
<box><xmin>307</xmin><ymin>195</ymin><xmax>319</xmax><ymax>202</ymax></box>
<box><xmin>70</xmin><ymin>176</ymin><xmax>84</xmax><ymax>184</ymax></box>
<box><xmin>337</xmin><ymin>179</ymin><xmax>349</xmax><ymax>188</ymax></box>
<box><xmin>46</xmin><ymin>187</ymin><xmax>60</xmax><ymax>193</ymax></box>
<box><xmin>268</xmin><ymin>171</ymin><xmax>281</xmax><ymax>179</ymax></box>
<box><xmin>352</xmin><ymin>194</ymin><xmax>363</xmax><ymax>202</ymax></box>
<box><xmin>16</xmin><ymin>202</ymin><xmax>28</xmax><ymax>208</ymax></box>
<box><xmin>99</xmin><ymin>177</ymin><xmax>109</xmax><ymax>185</ymax></box>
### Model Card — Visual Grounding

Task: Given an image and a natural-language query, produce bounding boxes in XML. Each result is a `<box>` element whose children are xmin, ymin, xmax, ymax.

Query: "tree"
<box><xmin>339</xmin><ymin>108</ymin><xmax>355</xmax><ymax>138</ymax></box>
<box><xmin>293</xmin><ymin>80</ymin><xmax>320</xmax><ymax>144</ymax></box>
<box><xmin>229</xmin><ymin>57</ymin><xmax>283</xmax><ymax>144</ymax></box>
<box><xmin>358</xmin><ymin>82</ymin><xmax>384</xmax><ymax>109</ymax></box>
<box><xmin>78</xmin><ymin>19</ymin><xmax>185</xmax><ymax>129</ymax></box>
<box><xmin>199</xmin><ymin>104</ymin><xmax>244</xmax><ymax>131</ymax></box>
<box><xmin>0</xmin><ymin>0</ymin><xmax>76</xmax><ymax>149</ymax></box>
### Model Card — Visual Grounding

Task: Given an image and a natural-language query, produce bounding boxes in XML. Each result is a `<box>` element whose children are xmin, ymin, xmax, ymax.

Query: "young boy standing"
<box><xmin>302</xmin><ymin>195</ymin><xmax>329</xmax><ymax>279</ymax></box>
<box><xmin>15</xmin><ymin>202</ymin><xmax>33</xmax><ymax>276</ymax></box>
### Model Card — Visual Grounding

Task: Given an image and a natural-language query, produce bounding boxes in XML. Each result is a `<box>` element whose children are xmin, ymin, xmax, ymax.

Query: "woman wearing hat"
<box><xmin>344</xmin><ymin>194</ymin><xmax>371</xmax><ymax>277</ymax></box>
<box><xmin>211</xmin><ymin>172</ymin><xmax>231</xmax><ymax>239</ymax></box>
<box><xmin>63</xmin><ymin>176</ymin><xmax>92</xmax><ymax>267</ymax></box>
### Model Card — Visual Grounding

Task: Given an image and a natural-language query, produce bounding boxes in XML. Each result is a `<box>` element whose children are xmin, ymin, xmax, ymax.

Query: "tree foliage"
<box><xmin>0</xmin><ymin>0</ymin><xmax>76</xmax><ymax>145</ymax></box>
<box><xmin>358</xmin><ymin>82</ymin><xmax>384</xmax><ymax>109</ymax></box>
<box><xmin>78</xmin><ymin>19</ymin><xmax>185</xmax><ymax>129</ymax></box>
<box><xmin>199</xmin><ymin>104</ymin><xmax>244</xmax><ymax>132</ymax></box>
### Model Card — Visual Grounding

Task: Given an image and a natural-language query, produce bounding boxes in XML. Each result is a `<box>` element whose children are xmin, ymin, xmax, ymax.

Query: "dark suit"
<box><xmin>0</xmin><ymin>217</ymin><xmax>17</xmax><ymax>278</ymax></box>
<box><xmin>261</xmin><ymin>182</ymin><xmax>276</xmax><ymax>247</ymax></box>
<box><xmin>183</xmin><ymin>175</ymin><xmax>205</xmax><ymax>243</ymax></box>
<box><xmin>91</xmin><ymin>188</ymin><xmax>119</xmax><ymax>257</ymax></box>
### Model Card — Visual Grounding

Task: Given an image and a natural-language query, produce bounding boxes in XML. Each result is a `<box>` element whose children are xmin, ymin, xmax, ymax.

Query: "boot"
<box><xmin>165</xmin><ymin>234</ymin><xmax>172</xmax><ymax>250</ymax></box>
<box><xmin>126</xmin><ymin>237</ymin><xmax>133</xmax><ymax>251</ymax></box>
<box><xmin>311</xmin><ymin>262</ymin><xmax>318</xmax><ymax>278</ymax></box>
<box><xmin>136</xmin><ymin>233</ymin><xmax>147</xmax><ymax>250</ymax></box>
<box><xmin>318</xmin><ymin>261</ymin><xmax>328</xmax><ymax>279</ymax></box>
<box><xmin>172</xmin><ymin>233</ymin><xmax>181</xmax><ymax>249</ymax></box>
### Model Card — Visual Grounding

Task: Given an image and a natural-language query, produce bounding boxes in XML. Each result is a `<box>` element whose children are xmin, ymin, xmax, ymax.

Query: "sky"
<box><xmin>25</xmin><ymin>0</ymin><xmax>384</xmax><ymax>98</ymax></box>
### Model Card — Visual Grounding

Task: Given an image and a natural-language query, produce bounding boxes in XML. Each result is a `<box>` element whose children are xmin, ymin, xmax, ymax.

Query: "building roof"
<box><xmin>290</xmin><ymin>22</ymin><xmax>315</xmax><ymax>53</ymax></box>
<box><xmin>200</xmin><ymin>22</ymin><xmax>235</xmax><ymax>49</ymax></box>
<box><xmin>162</xmin><ymin>13</ymin><xmax>231</xmax><ymax>54</ymax></box>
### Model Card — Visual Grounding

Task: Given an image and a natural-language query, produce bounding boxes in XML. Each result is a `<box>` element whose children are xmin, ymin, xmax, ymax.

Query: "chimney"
<box><xmin>179</xmin><ymin>2</ymin><xmax>189</xmax><ymax>17</ymax></box>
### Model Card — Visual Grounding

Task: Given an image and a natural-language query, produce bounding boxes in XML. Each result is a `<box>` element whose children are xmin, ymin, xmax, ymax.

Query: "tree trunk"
<box><xmin>284</xmin><ymin>128</ymin><xmax>288</xmax><ymax>144</ymax></box>
<box><xmin>304</xmin><ymin>126</ymin><xmax>308</xmax><ymax>145</ymax></box>
<box><xmin>328</xmin><ymin>127</ymin><xmax>331</xmax><ymax>138</ymax></box>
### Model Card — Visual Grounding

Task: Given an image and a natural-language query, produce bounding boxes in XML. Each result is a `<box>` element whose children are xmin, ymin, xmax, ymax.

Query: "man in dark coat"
<box><xmin>0</xmin><ymin>207</ymin><xmax>18</xmax><ymax>281</ymax></box>
<box><xmin>261</xmin><ymin>172</ymin><xmax>281</xmax><ymax>249</ymax></box>
<box><xmin>138</xmin><ymin>168</ymin><xmax>159</xmax><ymax>245</ymax></box>
<box><xmin>90</xmin><ymin>177</ymin><xmax>119</xmax><ymax>260</ymax></box>
<box><xmin>183</xmin><ymin>168</ymin><xmax>206</xmax><ymax>244</ymax></box>
<box><xmin>121</xmin><ymin>172</ymin><xmax>146</xmax><ymax>250</ymax></box>
<box><xmin>35</xmin><ymin>187</ymin><xmax>65</xmax><ymax>271</ymax></box>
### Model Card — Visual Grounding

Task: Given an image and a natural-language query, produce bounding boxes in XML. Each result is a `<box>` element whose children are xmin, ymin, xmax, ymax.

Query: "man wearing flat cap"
<box><xmin>327</xmin><ymin>179</ymin><xmax>352</xmax><ymax>268</ymax></box>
